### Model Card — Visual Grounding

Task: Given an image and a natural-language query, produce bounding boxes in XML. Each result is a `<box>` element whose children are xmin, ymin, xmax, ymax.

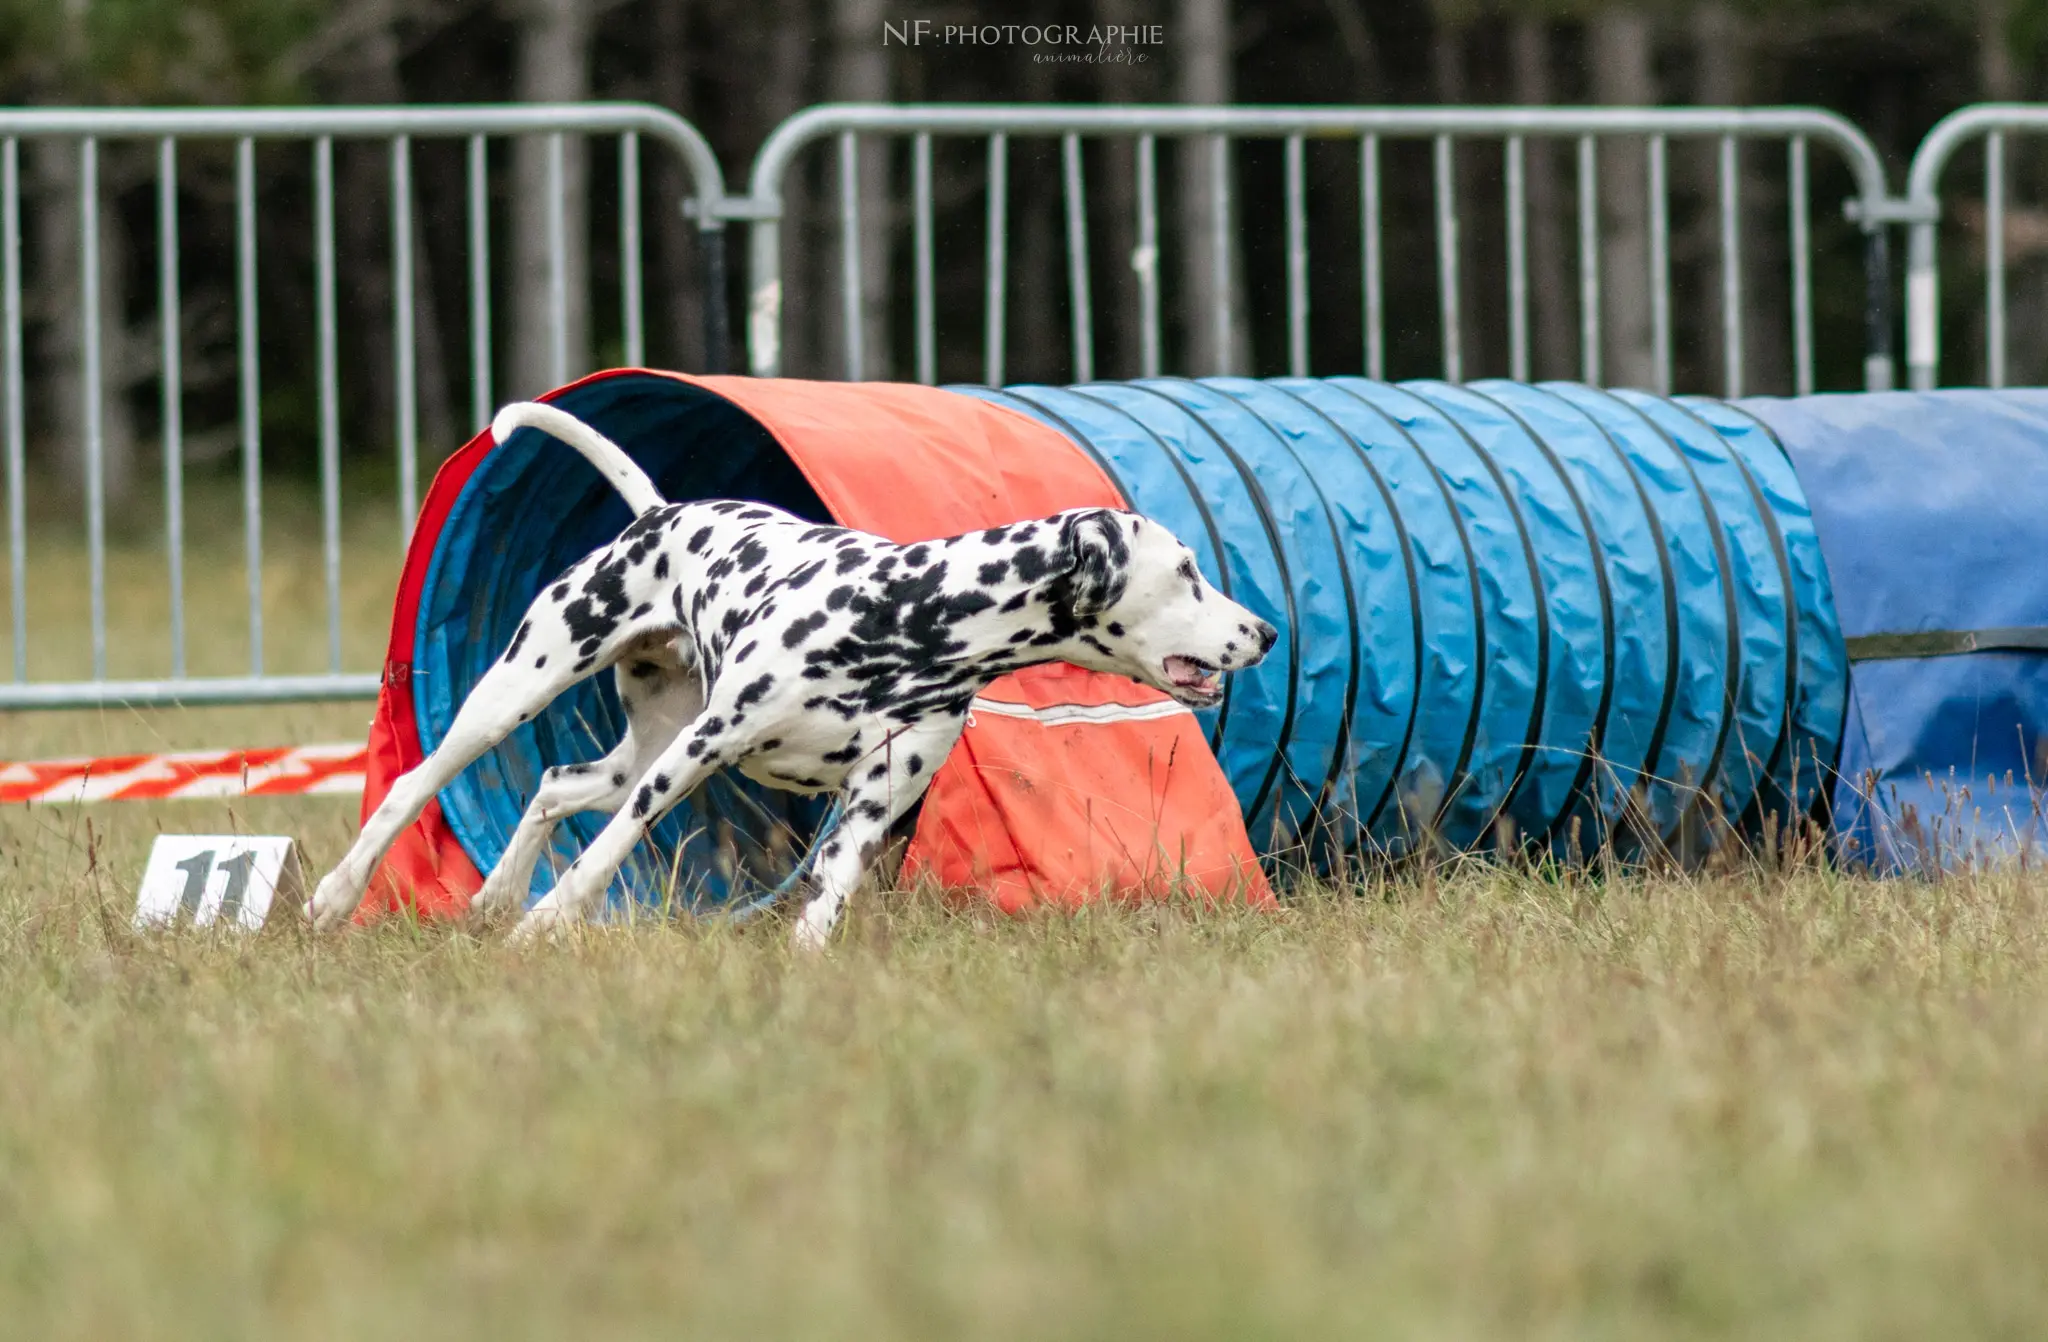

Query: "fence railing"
<box><xmin>8</xmin><ymin>97</ymin><xmax>2048</xmax><ymax>713</ymax></box>
<box><xmin>733</xmin><ymin>103</ymin><xmax>1895</xmax><ymax>397</ymax></box>
<box><xmin>1901</xmin><ymin>103</ymin><xmax>2048</xmax><ymax>391</ymax></box>
<box><xmin>0</xmin><ymin>103</ymin><xmax>725</xmax><ymax>710</ymax></box>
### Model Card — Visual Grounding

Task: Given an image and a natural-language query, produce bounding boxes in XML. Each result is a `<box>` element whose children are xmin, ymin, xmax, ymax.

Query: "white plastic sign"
<box><xmin>134</xmin><ymin>835</ymin><xmax>304</xmax><ymax>931</ymax></box>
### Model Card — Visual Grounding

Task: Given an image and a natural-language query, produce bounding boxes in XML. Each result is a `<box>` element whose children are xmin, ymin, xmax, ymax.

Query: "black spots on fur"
<box><xmin>735</xmin><ymin>674</ymin><xmax>775</xmax><ymax>710</ymax></box>
<box><xmin>504</xmin><ymin>620</ymin><xmax>532</xmax><ymax>660</ymax></box>
<box><xmin>981</xmin><ymin>524</ymin><xmax>1009</xmax><ymax>544</ymax></box>
<box><xmin>632</xmin><ymin>786</ymin><xmax>656</xmax><ymax>818</ymax></box>
<box><xmin>1107</xmin><ymin>621</ymin><xmax>1126</xmax><ymax>637</ymax></box>
<box><xmin>873</xmin><ymin>556</ymin><xmax>899</xmax><ymax>579</ymax></box>
<box><xmin>803</xmin><ymin>695</ymin><xmax>827</xmax><ymax>710</ymax></box>
<box><xmin>562</xmin><ymin>763</ymin><xmax>591</xmax><ymax>776</ymax></box>
<box><xmin>1007</xmin><ymin>628</ymin><xmax>1034</xmax><ymax>644</ymax></box>
<box><xmin>1012</xmin><ymin>524</ymin><xmax>1038</xmax><ymax>542</ymax></box>
<box><xmin>744</xmin><ymin>572</ymin><xmax>769</xmax><ymax>598</ymax></box>
<box><xmin>735</xmin><ymin>641</ymin><xmax>757</xmax><ymax>664</ymax></box>
<box><xmin>907</xmin><ymin>754</ymin><xmax>924</xmax><ymax>775</ymax></box>
<box><xmin>977</xmin><ymin>559</ymin><xmax>1010</xmax><ymax>585</ymax></box>
<box><xmin>854</xmin><ymin>800</ymin><xmax>888</xmax><ymax>822</ymax></box>
<box><xmin>999</xmin><ymin>591</ymin><xmax>1029</xmax><ymax>614</ymax></box>
<box><xmin>1010</xmin><ymin>546</ymin><xmax>1055</xmax><ymax>581</ymax></box>
<box><xmin>709</xmin><ymin>501</ymin><xmax>743</xmax><ymax>515</ymax></box>
<box><xmin>708</xmin><ymin>557</ymin><xmax>734</xmax><ymax>580</ymax></box>
<box><xmin>579</xmin><ymin>636</ymin><xmax>602</xmax><ymax>658</ymax></box>
<box><xmin>700</xmin><ymin>716</ymin><xmax>726</xmax><ymax>736</ymax></box>
<box><xmin>687</xmin><ymin>526</ymin><xmax>713</xmax><ymax>554</ymax></box>
<box><xmin>620</xmin><ymin>506</ymin><xmax>680</xmax><ymax>542</ymax></box>
<box><xmin>827</xmin><ymin>585</ymin><xmax>856</xmax><ymax>611</ymax></box>
<box><xmin>784</xmin><ymin>558</ymin><xmax>827</xmax><ymax>591</ymax></box>
<box><xmin>628</xmin><ymin>660</ymin><xmax>662</xmax><ymax>680</ymax></box>
<box><xmin>654</xmin><ymin>772</ymin><xmax>672</xmax><ymax>792</ymax></box>
<box><xmin>802</xmin><ymin>665</ymin><xmax>830</xmax><ymax>680</ymax></box>
<box><xmin>612</xmin><ymin>772</ymin><xmax>626</xmax><ymax>786</ymax></box>
<box><xmin>739</xmin><ymin>508</ymin><xmax>771</xmax><ymax>521</ymax></box>
<box><xmin>631</xmin><ymin>602</ymin><xmax>654</xmax><ymax>619</ymax></box>
<box><xmin>720</xmin><ymin>608</ymin><xmax>748</xmax><ymax>640</ymax></box>
<box><xmin>822</xmin><ymin>840</ymin><xmax>842</xmax><ymax>860</ymax></box>
<box><xmin>758</xmin><ymin>737</ymin><xmax>783</xmax><ymax>751</ymax></box>
<box><xmin>551</xmin><ymin>582</ymin><xmax>569</xmax><ymax>602</ymax></box>
<box><xmin>904</xmin><ymin>544</ymin><xmax>930</xmax><ymax>567</ymax></box>
<box><xmin>1178</xmin><ymin>557</ymin><xmax>1204</xmax><ymax>601</ymax></box>
<box><xmin>685</xmin><ymin>738</ymin><xmax>707</xmax><ymax>758</ymax></box>
<box><xmin>783</xmin><ymin>611</ymin><xmax>829</xmax><ymax>648</ymax></box>
<box><xmin>867</xmin><ymin>761</ymin><xmax>890</xmax><ymax>780</ymax></box>
<box><xmin>733</xmin><ymin>537</ymin><xmax>771</xmax><ymax>573</ymax></box>
<box><xmin>834</xmin><ymin>548</ymin><xmax>868</xmax><ymax>575</ymax></box>
<box><xmin>573</xmin><ymin>656</ymin><xmax>596</xmax><ymax>673</ymax></box>
<box><xmin>671</xmin><ymin>589</ymin><xmax>687</xmax><ymax>620</ymax></box>
<box><xmin>822</xmin><ymin>739</ymin><xmax>862</xmax><ymax>764</ymax></box>
<box><xmin>653</xmin><ymin>553</ymin><xmax>670</xmax><ymax>580</ymax></box>
<box><xmin>534</xmin><ymin>654</ymin><xmax>548</xmax><ymax>668</ymax></box>
<box><xmin>800</xmin><ymin>525</ymin><xmax>842</xmax><ymax>544</ymax></box>
<box><xmin>1081</xmin><ymin>634</ymin><xmax>1114</xmax><ymax>657</ymax></box>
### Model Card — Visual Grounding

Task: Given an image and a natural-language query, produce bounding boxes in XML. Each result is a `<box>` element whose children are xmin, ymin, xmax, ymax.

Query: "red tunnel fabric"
<box><xmin>355</xmin><ymin>371</ymin><xmax>1270</xmax><ymax>921</ymax></box>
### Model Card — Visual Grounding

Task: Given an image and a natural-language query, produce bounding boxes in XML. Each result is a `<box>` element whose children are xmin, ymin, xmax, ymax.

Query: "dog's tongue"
<box><xmin>1164</xmin><ymin>655</ymin><xmax>1213</xmax><ymax>688</ymax></box>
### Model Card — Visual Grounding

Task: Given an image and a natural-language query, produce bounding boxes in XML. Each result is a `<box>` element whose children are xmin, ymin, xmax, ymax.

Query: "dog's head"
<box><xmin>1041</xmin><ymin>508</ymin><xmax>1275</xmax><ymax>708</ymax></box>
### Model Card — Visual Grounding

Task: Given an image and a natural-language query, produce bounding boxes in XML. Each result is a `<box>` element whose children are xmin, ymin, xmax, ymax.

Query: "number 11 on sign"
<box><xmin>135</xmin><ymin>836</ymin><xmax>305</xmax><ymax>932</ymax></box>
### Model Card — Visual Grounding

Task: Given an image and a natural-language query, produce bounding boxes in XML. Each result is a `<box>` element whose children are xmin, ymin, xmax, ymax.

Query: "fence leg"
<box><xmin>701</xmin><ymin>223</ymin><xmax>728</xmax><ymax>376</ymax></box>
<box><xmin>1864</xmin><ymin>224</ymin><xmax>1893</xmax><ymax>392</ymax></box>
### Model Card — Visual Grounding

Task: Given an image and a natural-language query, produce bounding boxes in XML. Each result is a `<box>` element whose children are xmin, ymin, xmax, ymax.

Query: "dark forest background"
<box><xmin>0</xmin><ymin>0</ymin><xmax>2029</xmax><ymax>507</ymax></box>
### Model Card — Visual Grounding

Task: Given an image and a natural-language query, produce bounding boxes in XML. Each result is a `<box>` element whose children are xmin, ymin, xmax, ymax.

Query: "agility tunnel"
<box><xmin>354</xmin><ymin>371</ymin><xmax>2048</xmax><ymax>919</ymax></box>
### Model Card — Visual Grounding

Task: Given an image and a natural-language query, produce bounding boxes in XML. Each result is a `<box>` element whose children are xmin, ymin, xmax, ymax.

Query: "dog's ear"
<box><xmin>1052</xmin><ymin>508</ymin><xmax>1132</xmax><ymax>617</ymax></box>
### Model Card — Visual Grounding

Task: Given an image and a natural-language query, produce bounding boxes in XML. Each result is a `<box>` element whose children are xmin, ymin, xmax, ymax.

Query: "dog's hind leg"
<box><xmin>306</xmin><ymin>639</ymin><xmax>593</xmax><ymax>930</ymax></box>
<box><xmin>471</xmin><ymin>652</ymin><xmax>703</xmax><ymax>919</ymax></box>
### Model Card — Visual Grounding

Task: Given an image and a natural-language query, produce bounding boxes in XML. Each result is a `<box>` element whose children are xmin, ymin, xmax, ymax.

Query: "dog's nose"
<box><xmin>1250</xmin><ymin>619</ymin><xmax>1277</xmax><ymax>655</ymax></box>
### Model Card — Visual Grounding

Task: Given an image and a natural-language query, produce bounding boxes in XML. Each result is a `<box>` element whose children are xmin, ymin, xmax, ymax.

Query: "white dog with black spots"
<box><xmin>308</xmin><ymin>401</ymin><xmax>1275</xmax><ymax>949</ymax></box>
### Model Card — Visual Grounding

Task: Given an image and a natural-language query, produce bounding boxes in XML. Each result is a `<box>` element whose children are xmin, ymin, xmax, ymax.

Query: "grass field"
<box><xmin>5</xmin><ymin>489</ymin><xmax>2048</xmax><ymax>1338</ymax></box>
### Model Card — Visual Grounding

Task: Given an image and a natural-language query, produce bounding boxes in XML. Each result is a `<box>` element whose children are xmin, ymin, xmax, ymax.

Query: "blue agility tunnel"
<box><xmin>966</xmin><ymin>378</ymin><xmax>1848</xmax><ymax>861</ymax></box>
<box><xmin>390</xmin><ymin>372</ymin><xmax>2048</xmax><ymax>906</ymax></box>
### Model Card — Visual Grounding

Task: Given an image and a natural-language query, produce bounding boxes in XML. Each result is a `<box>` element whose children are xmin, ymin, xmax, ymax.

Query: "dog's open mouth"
<box><xmin>1162</xmin><ymin>654</ymin><xmax>1224</xmax><ymax>704</ymax></box>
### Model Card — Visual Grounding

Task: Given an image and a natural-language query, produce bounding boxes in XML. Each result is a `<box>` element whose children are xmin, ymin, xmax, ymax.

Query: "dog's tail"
<box><xmin>490</xmin><ymin>401</ymin><xmax>666</xmax><ymax>515</ymax></box>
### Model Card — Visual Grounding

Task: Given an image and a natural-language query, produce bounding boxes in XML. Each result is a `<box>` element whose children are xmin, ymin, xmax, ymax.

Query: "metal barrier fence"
<box><xmin>0</xmin><ymin>104</ymin><xmax>726</xmax><ymax>710</ymax></box>
<box><xmin>1902</xmin><ymin>104</ymin><xmax>2048</xmax><ymax>390</ymax></box>
<box><xmin>735</xmin><ymin>104</ymin><xmax>1895</xmax><ymax>398</ymax></box>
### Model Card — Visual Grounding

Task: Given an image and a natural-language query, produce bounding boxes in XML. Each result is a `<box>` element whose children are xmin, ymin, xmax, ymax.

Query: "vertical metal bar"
<box><xmin>468</xmin><ymin>134</ymin><xmax>492</xmax><ymax>429</ymax></box>
<box><xmin>1064</xmin><ymin>133</ymin><xmax>1094</xmax><ymax>383</ymax></box>
<box><xmin>315</xmin><ymin>138</ymin><xmax>343</xmax><ymax>674</ymax></box>
<box><xmin>1135</xmin><ymin>134</ymin><xmax>1161</xmax><ymax>380</ymax></box>
<box><xmin>1987</xmin><ymin>130</ymin><xmax>2006</xmax><ymax>389</ymax></box>
<box><xmin>1577</xmin><ymin>135</ymin><xmax>1601</xmax><ymax>385</ymax></box>
<box><xmin>1209</xmin><ymin>135</ymin><xmax>1233</xmax><ymax>376</ymax></box>
<box><xmin>1</xmin><ymin>140</ymin><xmax>18</xmax><ymax>682</ymax></box>
<box><xmin>1505</xmin><ymin>136</ymin><xmax>1529</xmax><ymax>382</ymax></box>
<box><xmin>1285</xmin><ymin>134</ymin><xmax>1309</xmax><ymax>378</ymax></box>
<box><xmin>1789</xmin><ymin>136</ymin><xmax>1814</xmax><ymax>398</ymax></box>
<box><xmin>546</xmin><ymin>132</ymin><xmax>568</xmax><ymax>387</ymax></box>
<box><xmin>1362</xmin><ymin>136</ymin><xmax>1383</xmax><ymax>381</ymax></box>
<box><xmin>392</xmin><ymin>136</ymin><xmax>418</xmax><ymax>537</ymax></box>
<box><xmin>914</xmin><ymin>132</ymin><xmax>935</xmax><ymax>385</ymax></box>
<box><xmin>236</xmin><ymin>137</ymin><xmax>262</xmax><ymax>676</ymax></box>
<box><xmin>700</xmin><ymin>214</ymin><xmax>729</xmax><ymax>376</ymax></box>
<box><xmin>984</xmin><ymin>133</ymin><xmax>1007</xmax><ymax>387</ymax></box>
<box><xmin>1719</xmin><ymin>134</ymin><xmax>1743</xmax><ymax>399</ymax></box>
<box><xmin>620</xmin><ymin>132</ymin><xmax>644</xmax><ymax>368</ymax></box>
<box><xmin>81</xmin><ymin>138</ymin><xmax>105</xmax><ymax>680</ymax></box>
<box><xmin>1434</xmin><ymin>134</ymin><xmax>1460</xmax><ymax>383</ymax></box>
<box><xmin>158</xmin><ymin>139</ymin><xmax>184</xmax><ymax>678</ymax></box>
<box><xmin>838</xmin><ymin>131</ymin><xmax>863</xmax><ymax>382</ymax></box>
<box><xmin>1648</xmin><ymin>135</ymin><xmax>1672</xmax><ymax>395</ymax></box>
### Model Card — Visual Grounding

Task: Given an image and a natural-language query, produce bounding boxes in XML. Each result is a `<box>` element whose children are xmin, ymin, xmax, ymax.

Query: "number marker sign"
<box><xmin>134</xmin><ymin>836</ymin><xmax>306</xmax><ymax>931</ymax></box>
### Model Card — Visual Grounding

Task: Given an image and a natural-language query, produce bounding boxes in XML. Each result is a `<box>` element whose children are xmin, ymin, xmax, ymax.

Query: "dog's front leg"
<box><xmin>792</xmin><ymin>723</ymin><xmax>958</xmax><ymax>953</ymax></box>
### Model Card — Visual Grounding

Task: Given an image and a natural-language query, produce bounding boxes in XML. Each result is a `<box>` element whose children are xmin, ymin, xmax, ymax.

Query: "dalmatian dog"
<box><xmin>307</xmin><ymin>401</ymin><xmax>1275</xmax><ymax>950</ymax></box>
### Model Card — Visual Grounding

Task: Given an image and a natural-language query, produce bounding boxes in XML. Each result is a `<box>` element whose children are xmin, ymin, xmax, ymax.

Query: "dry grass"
<box><xmin>5</xmin><ymin>494</ymin><xmax>2048</xmax><ymax>1338</ymax></box>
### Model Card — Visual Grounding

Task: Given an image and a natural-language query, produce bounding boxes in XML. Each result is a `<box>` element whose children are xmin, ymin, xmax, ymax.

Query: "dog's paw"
<box><xmin>507</xmin><ymin>900</ymin><xmax>570</xmax><ymax>946</ymax></box>
<box><xmin>790</xmin><ymin>911</ymin><xmax>835</xmax><ymax>955</ymax></box>
<box><xmin>305</xmin><ymin>871</ymin><xmax>363</xmax><ymax>931</ymax></box>
<box><xmin>468</xmin><ymin>875</ymin><xmax>526</xmax><ymax>922</ymax></box>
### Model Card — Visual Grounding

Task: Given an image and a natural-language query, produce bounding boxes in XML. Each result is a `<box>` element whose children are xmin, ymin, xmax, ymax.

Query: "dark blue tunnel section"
<box><xmin>1739</xmin><ymin>389</ymin><xmax>2048</xmax><ymax>871</ymax></box>
<box><xmin>414</xmin><ymin>373</ymin><xmax>834</xmax><ymax>912</ymax></box>
<box><xmin>968</xmin><ymin>378</ymin><xmax>1848</xmax><ymax>862</ymax></box>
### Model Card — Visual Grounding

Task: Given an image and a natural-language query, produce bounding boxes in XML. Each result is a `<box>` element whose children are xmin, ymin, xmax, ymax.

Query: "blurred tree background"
<box><xmin>0</xmin><ymin>0</ymin><xmax>2025</xmax><ymax>508</ymax></box>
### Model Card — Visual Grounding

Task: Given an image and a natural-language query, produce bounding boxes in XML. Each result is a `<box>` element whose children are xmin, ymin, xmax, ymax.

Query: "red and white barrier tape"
<box><xmin>0</xmin><ymin>743</ymin><xmax>366</xmax><ymax>804</ymax></box>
